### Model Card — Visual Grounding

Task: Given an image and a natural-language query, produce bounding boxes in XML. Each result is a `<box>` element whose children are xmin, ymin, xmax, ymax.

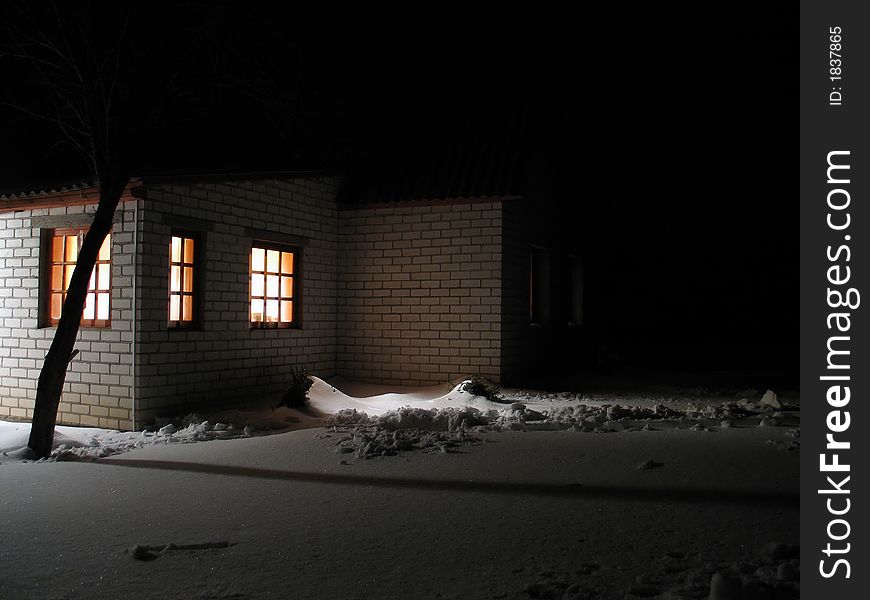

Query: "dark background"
<box><xmin>0</xmin><ymin>6</ymin><xmax>797</xmax><ymax>386</ymax></box>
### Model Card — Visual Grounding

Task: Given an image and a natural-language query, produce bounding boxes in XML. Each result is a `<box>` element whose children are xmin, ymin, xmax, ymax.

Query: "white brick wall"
<box><xmin>0</xmin><ymin>203</ymin><xmax>135</xmax><ymax>429</ymax></box>
<box><xmin>1</xmin><ymin>181</ymin><xmax>516</xmax><ymax>429</ymax></box>
<box><xmin>134</xmin><ymin>177</ymin><xmax>339</xmax><ymax>423</ymax></box>
<box><xmin>336</xmin><ymin>201</ymin><xmax>503</xmax><ymax>385</ymax></box>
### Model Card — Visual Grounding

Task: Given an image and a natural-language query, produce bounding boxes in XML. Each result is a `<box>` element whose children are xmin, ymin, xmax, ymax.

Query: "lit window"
<box><xmin>47</xmin><ymin>229</ymin><xmax>111</xmax><ymax>327</ymax></box>
<box><xmin>250</xmin><ymin>244</ymin><xmax>297</xmax><ymax>327</ymax></box>
<box><xmin>168</xmin><ymin>234</ymin><xmax>196</xmax><ymax>327</ymax></box>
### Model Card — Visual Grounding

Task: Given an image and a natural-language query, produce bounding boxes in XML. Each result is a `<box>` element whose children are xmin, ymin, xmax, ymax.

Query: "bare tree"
<box><xmin>0</xmin><ymin>3</ymin><xmax>136</xmax><ymax>458</ymax></box>
<box><xmin>0</xmin><ymin>1</ymin><xmax>272</xmax><ymax>458</ymax></box>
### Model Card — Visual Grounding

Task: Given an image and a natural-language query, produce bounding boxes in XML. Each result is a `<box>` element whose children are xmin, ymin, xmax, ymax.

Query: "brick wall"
<box><xmin>0</xmin><ymin>203</ymin><xmax>136</xmax><ymax>429</ymax></box>
<box><xmin>2</xmin><ymin>182</ymin><xmax>539</xmax><ymax>430</ymax></box>
<box><xmin>134</xmin><ymin>177</ymin><xmax>339</xmax><ymax>424</ymax></box>
<box><xmin>336</xmin><ymin>201</ymin><xmax>502</xmax><ymax>386</ymax></box>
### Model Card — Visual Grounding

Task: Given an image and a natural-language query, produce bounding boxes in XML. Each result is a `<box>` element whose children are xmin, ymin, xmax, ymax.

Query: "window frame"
<box><xmin>567</xmin><ymin>255</ymin><xmax>584</xmax><ymax>328</ymax></box>
<box><xmin>42</xmin><ymin>227</ymin><xmax>112</xmax><ymax>328</ymax></box>
<box><xmin>529</xmin><ymin>245</ymin><xmax>550</xmax><ymax>326</ymax></box>
<box><xmin>249</xmin><ymin>240</ymin><xmax>302</xmax><ymax>330</ymax></box>
<box><xmin>167</xmin><ymin>229</ymin><xmax>201</xmax><ymax>330</ymax></box>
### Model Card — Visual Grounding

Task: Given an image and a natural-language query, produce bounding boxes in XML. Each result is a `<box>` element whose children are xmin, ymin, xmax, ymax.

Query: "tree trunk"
<box><xmin>27</xmin><ymin>186</ymin><xmax>124</xmax><ymax>459</ymax></box>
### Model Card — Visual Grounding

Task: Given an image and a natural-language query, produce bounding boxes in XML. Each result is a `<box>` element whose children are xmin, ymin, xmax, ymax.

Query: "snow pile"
<box><xmin>325</xmin><ymin>406</ymin><xmax>487</xmax><ymax>459</ymax></box>
<box><xmin>317</xmin><ymin>379</ymin><xmax>796</xmax><ymax>436</ymax></box>
<box><xmin>326</xmin><ymin>405</ymin><xmax>489</xmax><ymax>432</ymax></box>
<box><xmin>378</xmin><ymin>405</ymin><xmax>489</xmax><ymax>431</ymax></box>
<box><xmin>332</xmin><ymin>428</ymin><xmax>479</xmax><ymax>460</ymax></box>
<box><xmin>316</xmin><ymin>381</ymin><xmax>801</xmax><ymax>461</ymax></box>
<box><xmin>323</xmin><ymin>408</ymin><xmax>372</xmax><ymax>426</ymax></box>
<box><xmin>320</xmin><ymin>394</ymin><xmax>797</xmax><ymax>460</ymax></box>
<box><xmin>308</xmin><ymin>377</ymin><xmax>494</xmax><ymax>416</ymax></box>
<box><xmin>325</xmin><ymin>396</ymin><xmax>772</xmax><ymax>440</ymax></box>
<box><xmin>0</xmin><ymin>417</ymin><xmax>265</xmax><ymax>464</ymax></box>
<box><xmin>1</xmin><ymin>380</ymin><xmax>799</xmax><ymax>464</ymax></box>
<box><xmin>739</xmin><ymin>389</ymin><xmax>798</xmax><ymax>412</ymax></box>
<box><xmin>505</xmin><ymin>402</ymin><xmax>685</xmax><ymax>432</ymax></box>
<box><xmin>684</xmin><ymin>400</ymin><xmax>753</xmax><ymax>421</ymax></box>
<box><xmin>327</xmin><ymin>402</ymin><xmax>689</xmax><ymax>436</ymax></box>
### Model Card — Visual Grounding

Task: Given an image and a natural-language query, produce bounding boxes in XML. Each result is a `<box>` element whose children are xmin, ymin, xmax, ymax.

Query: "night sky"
<box><xmin>0</xmin><ymin>6</ymin><xmax>797</xmax><ymax>381</ymax></box>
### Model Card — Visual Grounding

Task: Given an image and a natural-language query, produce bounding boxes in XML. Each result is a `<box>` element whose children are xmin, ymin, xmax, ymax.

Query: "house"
<box><xmin>0</xmin><ymin>170</ymin><xmax>586</xmax><ymax>430</ymax></box>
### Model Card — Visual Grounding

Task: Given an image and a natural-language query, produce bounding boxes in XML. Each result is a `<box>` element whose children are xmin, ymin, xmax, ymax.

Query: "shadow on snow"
<box><xmin>95</xmin><ymin>458</ymin><xmax>798</xmax><ymax>508</ymax></box>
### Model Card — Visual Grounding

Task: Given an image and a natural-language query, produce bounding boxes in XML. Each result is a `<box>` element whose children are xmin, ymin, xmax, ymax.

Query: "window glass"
<box><xmin>47</xmin><ymin>230</ymin><xmax>111</xmax><ymax>327</ymax></box>
<box><xmin>168</xmin><ymin>234</ymin><xmax>196</xmax><ymax>327</ymax></box>
<box><xmin>250</xmin><ymin>244</ymin><xmax>296</xmax><ymax>327</ymax></box>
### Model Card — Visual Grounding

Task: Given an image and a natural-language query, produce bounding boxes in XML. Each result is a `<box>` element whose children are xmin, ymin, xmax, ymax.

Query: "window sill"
<box><xmin>41</xmin><ymin>323</ymin><xmax>112</xmax><ymax>329</ymax></box>
<box><xmin>249</xmin><ymin>323</ymin><xmax>301</xmax><ymax>331</ymax></box>
<box><xmin>167</xmin><ymin>325</ymin><xmax>202</xmax><ymax>332</ymax></box>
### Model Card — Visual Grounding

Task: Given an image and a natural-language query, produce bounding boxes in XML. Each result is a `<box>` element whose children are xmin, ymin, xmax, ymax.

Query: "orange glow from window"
<box><xmin>250</xmin><ymin>245</ymin><xmax>295</xmax><ymax>326</ymax></box>
<box><xmin>168</xmin><ymin>235</ymin><xmax>195</xmax><ymax>325</ymax></box>
<box><xmin>48</xmin><ymin>231</ymin><xmax>111</xmax><ymax>326</ymax></box>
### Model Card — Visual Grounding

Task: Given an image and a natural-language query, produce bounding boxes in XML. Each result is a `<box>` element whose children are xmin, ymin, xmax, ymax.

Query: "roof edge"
<box><xmin>0</xmin><ymin>169</ymin><xmax>340</xmax><ymax>212</ymax></box>
<box><xmin>0</xmin><ymin>181</ymin><xmax>142</xmax><ymax>212</ymax></box>
<box><xmin>337</xmin><ymin>194</ymin><xmax>522</xmax><ymax>211</ymax></box>
<box><xmin>138</xmin><ymin>169</ymin><xmax>338</xmax><ymax>186</ymax></box>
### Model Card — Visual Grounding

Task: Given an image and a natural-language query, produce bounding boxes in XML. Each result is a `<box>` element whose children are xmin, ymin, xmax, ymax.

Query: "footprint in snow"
<box><xmin>636</xmin><ymin>459</ymin><xmax>664</xmax><ymax>470</ymax></box>
<box><xmin>127</xmin><ymin>541</ymin><xmax>234</xmax><ymax>561</ymax></box>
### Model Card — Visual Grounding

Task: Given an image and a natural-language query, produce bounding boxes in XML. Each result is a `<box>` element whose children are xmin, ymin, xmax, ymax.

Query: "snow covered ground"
<box><xmin>0</xmin><ymin>378</ymin><xmax>799</xmax><ymax>599</ymax></box>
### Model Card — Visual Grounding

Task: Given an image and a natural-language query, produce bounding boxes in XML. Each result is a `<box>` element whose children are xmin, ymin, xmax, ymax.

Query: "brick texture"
<box><xmin>2</xmin><ymin>180</ymin><xmax>534</xmax><ymax>429</ymax></box>
<box><xmin>0</xmin><ymin>204</ymin><xmax>135</xmax><ymax>429</ymax></box>
<box><xmin>134</xmin><ymin>177</ymin><xmax>339</xmax><ymax>423</ymax></box>
<box><xmin>336</xmin><ymin>202</ymin><xmax>503</xmax><ymax>386</ymax></box>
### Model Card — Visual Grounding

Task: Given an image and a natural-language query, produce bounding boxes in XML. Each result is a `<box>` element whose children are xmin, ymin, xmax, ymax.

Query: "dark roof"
<box><xmin>339</xmin><ymin>95</ymin><xmax>535</xmax><ymax>205</ymax></box>
<box><xmin>0</xmin><ymin>179</ymin><xmax>101</xmax><ymax>201</ymax></box>
<box><xmin>0</xmin><ymin>170</ymin><xmax>335</xmax><ymax>201</ymax></box>
<box><xmin>2</xmin><ymin>95</ymin><xmax>538</xmax><ymax>208</ymax></box>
